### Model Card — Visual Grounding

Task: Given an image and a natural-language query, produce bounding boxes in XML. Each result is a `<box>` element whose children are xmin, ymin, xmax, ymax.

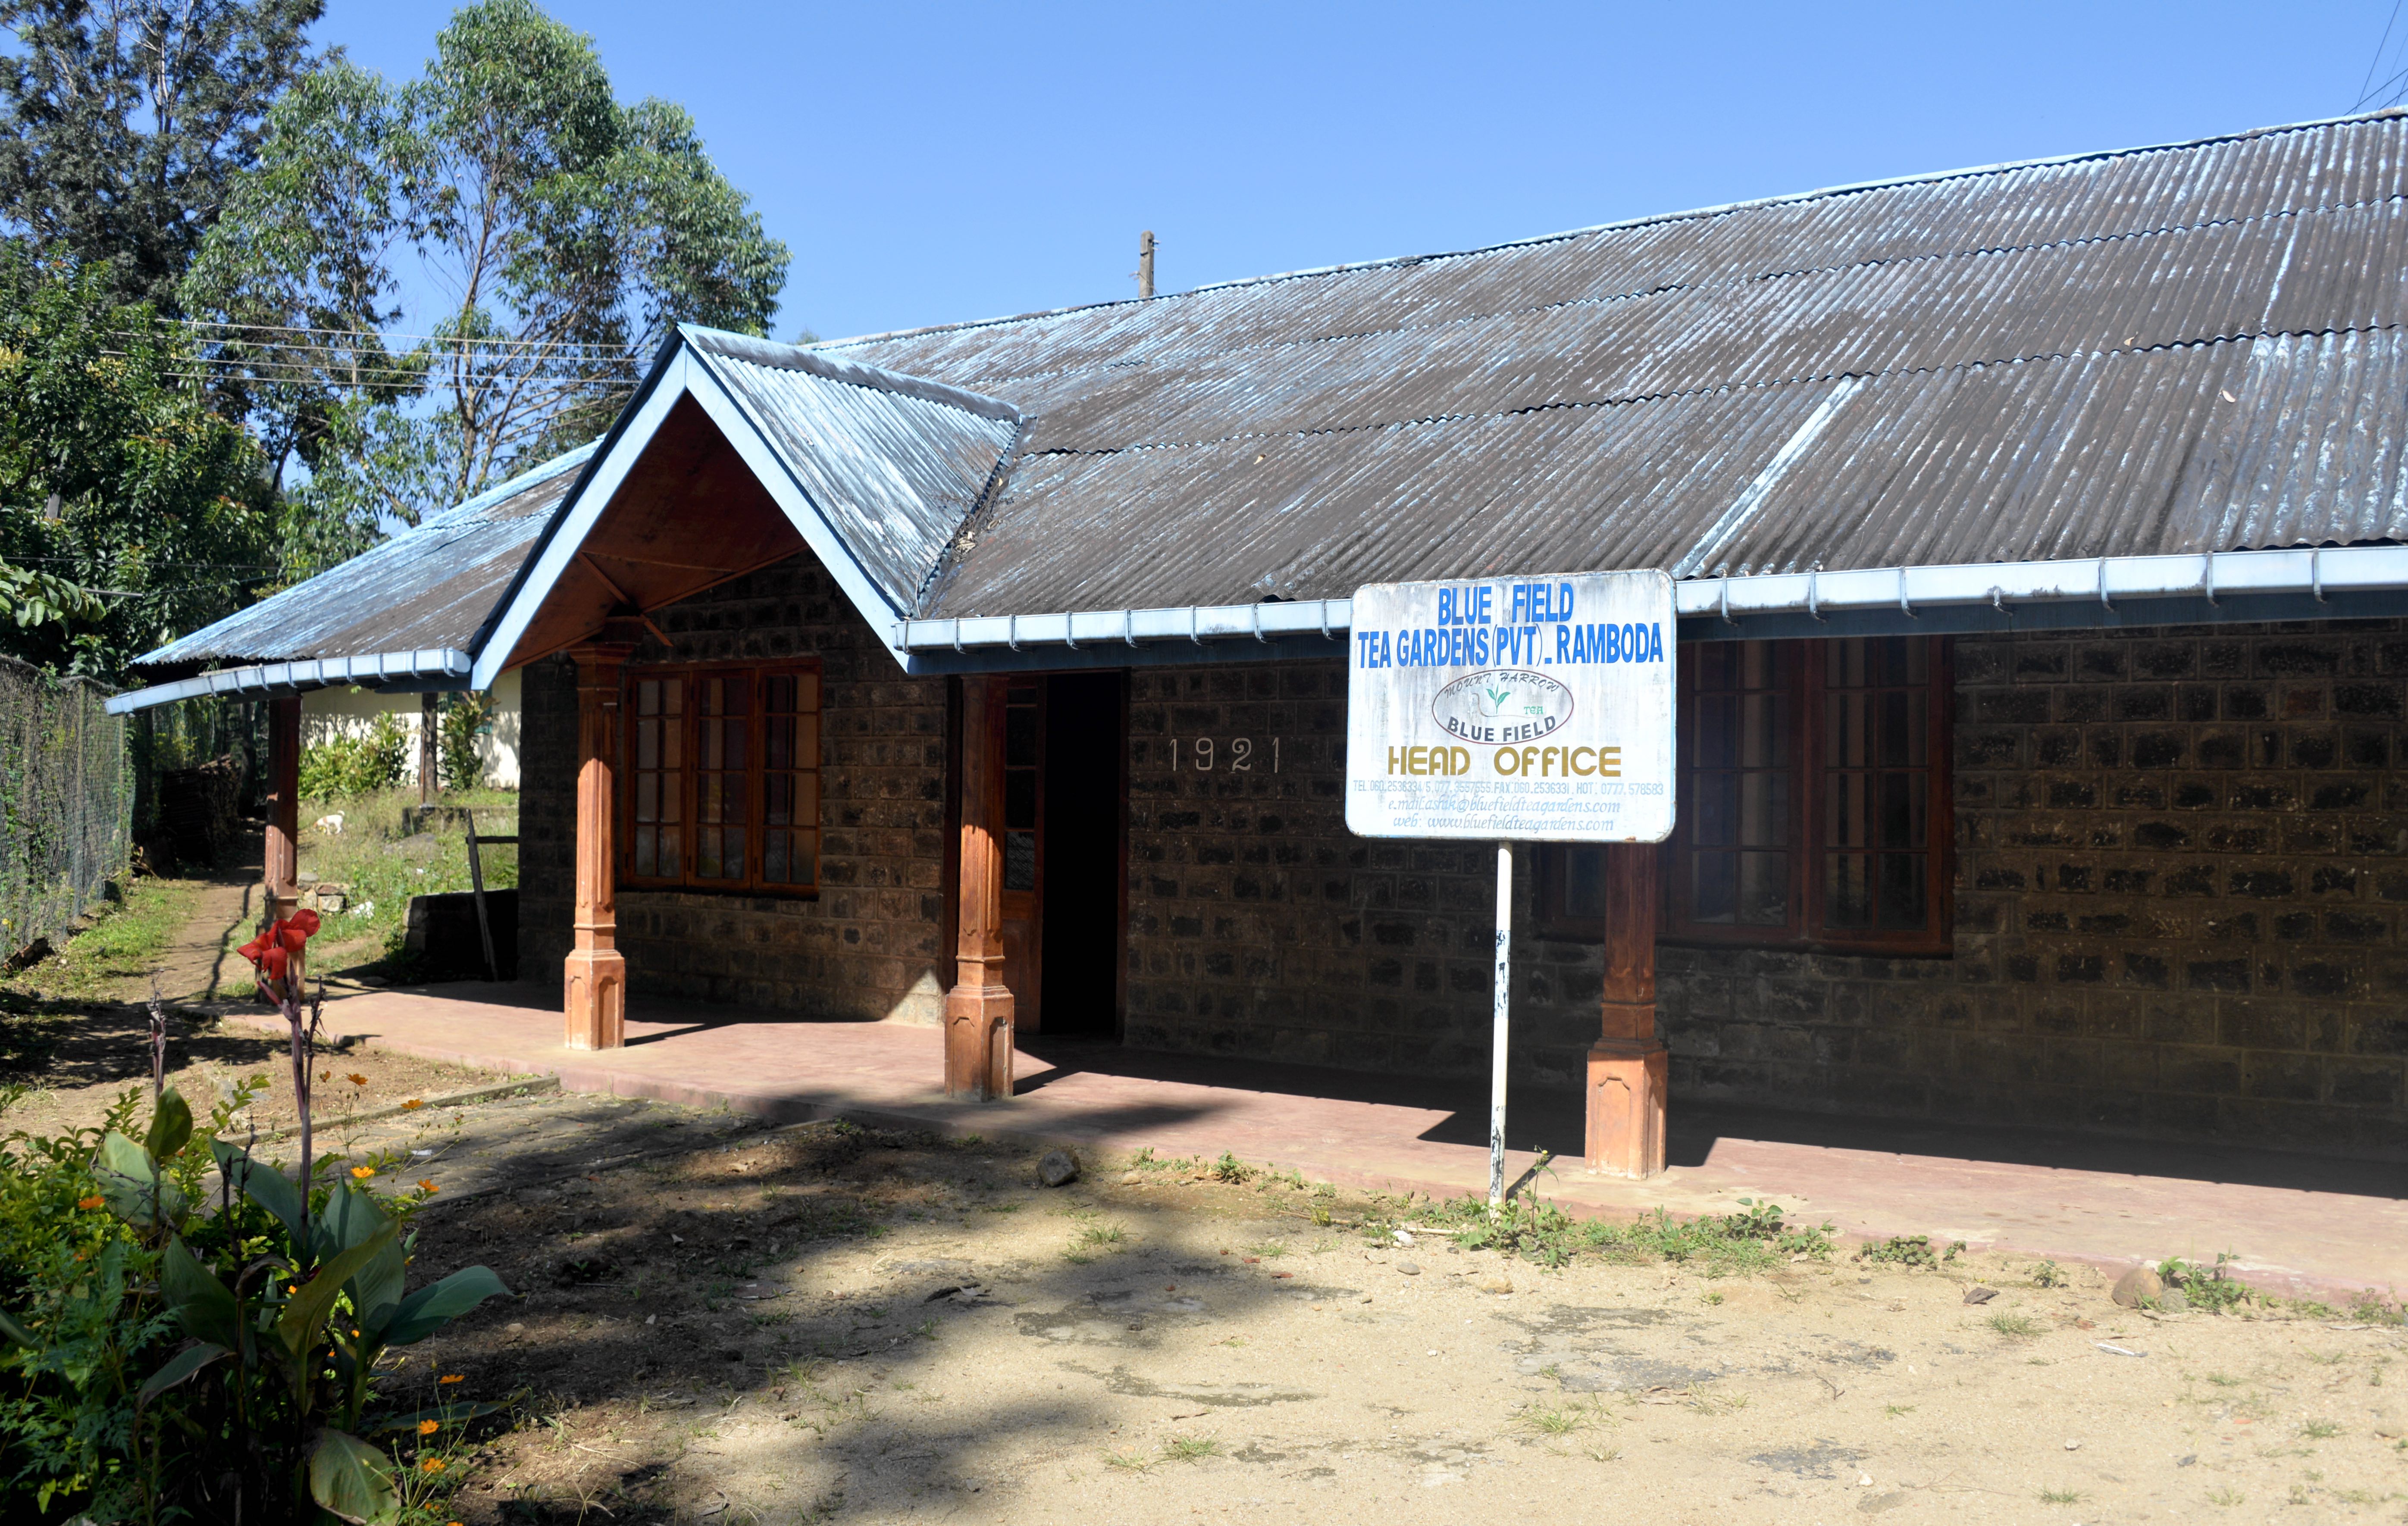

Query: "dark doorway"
<box><xmin>1039</xmin><ymin>671</ymin><xmax>1124</xmax><ymax>1035</ymax></box>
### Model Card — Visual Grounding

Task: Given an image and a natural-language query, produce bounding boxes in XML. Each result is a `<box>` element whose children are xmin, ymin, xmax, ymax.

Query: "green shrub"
<box><xmin>0</xmin><ymin>1058</ymin><xmax>509</xmax><ymax>1521</ymax></box>
<box><xmin>437</xmin><ymin>692</ymin><xmax>492</xmax><ymax>792</ymax></box>
<box><xmin>298</xmin><ymin>713</ymin><xmax>408</xmax><ymax>799</ymax></box>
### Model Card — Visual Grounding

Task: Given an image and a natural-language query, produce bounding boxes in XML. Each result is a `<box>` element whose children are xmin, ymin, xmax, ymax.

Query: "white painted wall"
<box><xmin>301</xmin><ymin>667</ymin><xmax>523</xmax><ymax>788</ymax></box>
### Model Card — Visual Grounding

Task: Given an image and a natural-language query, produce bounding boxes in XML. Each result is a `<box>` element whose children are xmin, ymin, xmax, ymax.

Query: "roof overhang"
<box><xmin>103</xmin><ymin>648</ymin><xmax>474</xmax><ymax>714</ymax></box>
<box><xmin>888</xmin><ymin>543</ymin><xmax>2408</xmax><ymax>674</ymax></box>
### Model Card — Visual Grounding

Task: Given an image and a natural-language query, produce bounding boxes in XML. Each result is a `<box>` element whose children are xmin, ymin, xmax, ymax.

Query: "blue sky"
<box><xmin>326</xmin><ymin>1</ymin><xmax>2404</xmax><ymax>345</ymax></box>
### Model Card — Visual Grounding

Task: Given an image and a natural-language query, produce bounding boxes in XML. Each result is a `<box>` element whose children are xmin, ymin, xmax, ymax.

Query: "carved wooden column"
<box><xmin>264</xmin><ymin>696</ymin><xmax>303</xmax><ymax>985</ymax></box>
<box><xmin>945</xmin><ymin>676</ymin><xmax>1014</xmax><ymax>1099</ymax></box>
<box><xmin>564</xmin><ymin>638</ymin><xmax>636</xmax><ymax>1050</ymax></box>
<box><xmin>1587</xmin><ymin>841</ymin><xmax>1668</xmax><ymax>1177</ymax></box>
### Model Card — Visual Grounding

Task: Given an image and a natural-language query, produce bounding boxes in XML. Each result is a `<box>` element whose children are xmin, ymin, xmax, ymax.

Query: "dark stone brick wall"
<box><xmin>516</xmin><ymin>554</ymin><xmax>952</xmax><ymax>1023</ymax></box>
<box><xmin>1647</xmin><ymin>620</ymin><xmax>2408</xmax><ymax>1159</ymax></box>
<box><xmin>1122</xmin><ymin>658</ymin><xmax>1601</xmax><ymax>1083</ymax></box>
<box><xmin>1123</xmin><ymin>627</ymin><xmax>2408</xmax><ymax>1159</ymax></box>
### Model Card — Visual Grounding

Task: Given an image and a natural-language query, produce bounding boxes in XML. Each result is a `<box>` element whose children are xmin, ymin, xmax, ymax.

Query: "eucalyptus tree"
<box><xmin>185</xmin><ymin>0</ymin><xmax>790</xmax><ymax>559</ymax></box>
<box><xmin>0</xmin><ymin>0</ymin><xmax>323</xmax><ymax>311</ymax></box>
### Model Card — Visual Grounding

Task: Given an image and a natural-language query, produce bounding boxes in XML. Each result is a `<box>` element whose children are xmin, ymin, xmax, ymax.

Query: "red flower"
<box><xmin>238</xmin><ymin>910</ymin><xmax>322</xmax><ymax>987</ymax></box>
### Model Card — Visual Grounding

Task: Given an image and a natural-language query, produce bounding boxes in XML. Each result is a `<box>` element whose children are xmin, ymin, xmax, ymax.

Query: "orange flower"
<box><xmin>346</xmin><ymin>1073</ymin><xmax>368</xmax><ymax>1087</ymax></box>
<box><xmin>350</xmin><ymin>1166</ymin><xmax>375</xmax><ymax>1180</ymax></box>
<box><xmin>319</xmin><ymin>1069</ymin><xmax>331</xmax><ymax>1082</ymax></box>
<box><xmin>438</xmin><ymin>1373</ymin><xmax>464</xmax><ymax>1385</ymax></box>
<box><xmin>419</xmin><ymin>1458</ymin><xmax>445</xmax><ymax>1474</ymax></box>
<box><xmin>417</xmin><ymin>1419</ymin><xmax>440</xmax><ymax>1435</ymax></box>
<box><xmin>418</xmin><ymin>1179</ymin><xmax>438</xmax><ymax>1194</ymax></box>
<box><xmin>401</xmin><ymin>1099</ymin><xmax>425</xmax><ymax>1110</ymax></box>
<box><xmin>75</xmin><ymin>1195</ymin><xmax>103</xmax><ymax>1210</ymax></box>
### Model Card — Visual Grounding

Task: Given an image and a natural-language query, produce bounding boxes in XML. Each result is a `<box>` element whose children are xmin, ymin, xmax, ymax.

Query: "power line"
<box><xmin>2360</xmin><ymin>0</ymin><xmax>2408</xmax><ymax>109</ymax></box>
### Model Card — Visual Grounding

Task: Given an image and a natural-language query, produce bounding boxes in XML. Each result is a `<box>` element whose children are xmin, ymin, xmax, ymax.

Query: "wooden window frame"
<box><xmin>1535</xmin><ymin>635</ymin><xmax>1952</xmax><ymax>954</ymax></box>
<box><xmin>617</xmin><ymin>657</ymin><xmax>823</xmax><ymax>896</ymax></box>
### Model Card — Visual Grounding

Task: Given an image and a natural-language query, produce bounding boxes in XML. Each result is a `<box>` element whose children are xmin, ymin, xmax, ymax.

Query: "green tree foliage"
<box><xmin>0</xmin><ymin>0</ymin><xmax>324</xmax><ymax>312</ymax></box>
<box><xmin>187</xmin><ymin>0</ymin><xmax>789</xmax><ymax>554</ymax></box>
<box><xmin>0</xmin><ymin>246</ymin><xmax>271</xmax><ymax>676</ymax></box>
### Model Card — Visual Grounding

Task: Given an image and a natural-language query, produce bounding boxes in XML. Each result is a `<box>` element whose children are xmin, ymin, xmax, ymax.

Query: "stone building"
<box><xmin>117</xmin><ymin>111</ymin><xmax>2408</xmax><ymax>1167</ymax></box>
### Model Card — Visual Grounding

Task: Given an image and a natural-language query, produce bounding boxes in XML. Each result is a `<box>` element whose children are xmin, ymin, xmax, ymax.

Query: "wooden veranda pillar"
<box><xmin>264</xmin><ymin>694</ymin><xmax>303</xmax><ymax>968</ymax></box>
<box><xmin>564</xmin><ymin>637</ymin><xmax>635</xmax><ymax>1050</ymax></box>
<box><xmin>945</xmin><ymin>676</ymin><xmax>1014</xmax><ymax>1100</ymax></box>
<box><xmin>1587</xmin><ymin>842</ymin><xmax>1667</xmax><ymax>1177</ymax></box>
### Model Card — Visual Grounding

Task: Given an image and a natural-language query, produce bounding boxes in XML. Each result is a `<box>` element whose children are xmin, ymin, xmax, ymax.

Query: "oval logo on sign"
<box><xmin>1431</xmin><ymin>668</ymin><xmax>1574</xmax><ymax>745</ymax></box>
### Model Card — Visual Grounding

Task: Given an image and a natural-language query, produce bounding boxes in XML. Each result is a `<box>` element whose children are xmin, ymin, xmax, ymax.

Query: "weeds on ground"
<box><xmin>2039</xmin><ymin>1488</ymin><xmax>2084</xmax><ymax>1505</ymax></box>
<box><xmin>2157</xmin><ymin>1252</ymin><xmax>2256</xmax><ymax>1314</ymax></box>
<box><xmin>2030</xmin><ymin>1259</ymin><xmax>2066</xmax><ymax>1288</ymax></box>
<box><xmin>1210</xmin><ymin>1152</ymin><xmax>1253</xmax><ymax>1185</ymax></box>
<box><xmin>1162</xmin><ymin>1435</ymin><xmax>1219</xmax><ymax>1462</ymax></box>
<box><xmin>0</xmin><ymin>874</ymin><xmax>200</xmax><ymax>1011</ymax></box>
<box><xmin>1419</xmin><ymin>1194</ymin><xmax>1835</xmax><ymax>1273</ymax></box>
<box><xmin>2301</xmin><ymin>1419</ymin><xmax>2342</xmax><ymax>1440</ymax></box>
<box><xmin>1988</xmin><ymin>1312</ymin><xmax>2045</xmax><ymax>1339</ymax></box>
<box><xmin>1857</xmin><ymin>1234</ymin><xmax>1965</xmax><ymax>1268</ymax></box>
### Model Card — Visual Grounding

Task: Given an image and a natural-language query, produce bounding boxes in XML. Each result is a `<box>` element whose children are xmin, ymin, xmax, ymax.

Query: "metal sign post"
<box><xmin>1344</xmin><ymin>570</ymin><xmax>1677</xmax><ymax>1210</ymax></box>
<box><xmin>1490</xmin><ymin>840</ymin><xmax>1512</xmax><ymax>1204</ymax></box>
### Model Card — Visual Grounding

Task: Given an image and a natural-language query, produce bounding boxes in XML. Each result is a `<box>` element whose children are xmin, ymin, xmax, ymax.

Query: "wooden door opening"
<box><xmin>1040</xmin><ymin>671</ymin><xmax>1125</xmax><ymax>1036</ymax></box>
<box><xmin>993</xmin><ymin>672</ymin><xmax>1125</xmax><ymax>1036</ymax></box>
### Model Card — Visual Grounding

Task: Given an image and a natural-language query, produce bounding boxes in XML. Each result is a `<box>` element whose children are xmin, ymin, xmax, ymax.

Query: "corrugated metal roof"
<box><xmin>680</xmin><ymin>329</ymin><xmax>1020</xmax><ymax>610</ymax></box>
<box><xmin>811</xmin><ymin>110</ymin><xmax>2408</xmax><ymax>618</ymax></box>
<box><xmin>139</xmin><ymin>444</ymin><xmax>595</xmax><ymax>669</ymax></box>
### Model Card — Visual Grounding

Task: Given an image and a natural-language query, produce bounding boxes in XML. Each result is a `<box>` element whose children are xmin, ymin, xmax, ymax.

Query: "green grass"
<box><xmin>292</xmin><ymin>786</ymin><xmax>519</xmax><ymax>979</ymax></box>
<box><xmin>1988</xmin><ymin>1313</ymin><xmax>2045</xmax><ymax>1339</ymax></box>
<box><xmin>2039</xmin><ymin>1488</ymin><xmax>2083</xmax><ymax>1505</ymax></box>
<box><xmin>1161</xmin><ymin>1435</ymin><xmax>1219</xmax><ymax>1463</ymax></box>
<box><xmin>1415</xmin><ymin>1194</ymin><xmax>1835</xmax><ymax>1274</ymax></box>
<box><xmin>0</xmin><ymin>873</ymin><xmax>202</xmax><ymax>1006</ymax></box>
<box><xmin>2301</xmin><ymin>1419</ymin><xmax>2342</xmax><ymax>1439</ymax></box>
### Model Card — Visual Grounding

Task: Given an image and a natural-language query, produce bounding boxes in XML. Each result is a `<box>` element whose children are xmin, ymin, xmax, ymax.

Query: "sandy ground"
<box><xmin>325</xmin><ymin>1102</ymin><xmax>2408</xmax><ymax>1526</ymax></box>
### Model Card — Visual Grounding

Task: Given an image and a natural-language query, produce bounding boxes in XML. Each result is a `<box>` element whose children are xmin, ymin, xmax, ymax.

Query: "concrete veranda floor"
<box><xmin>228</xmin><ymin>982</ymin><xmax>2408</xmax><ymax>1303</ymax></box>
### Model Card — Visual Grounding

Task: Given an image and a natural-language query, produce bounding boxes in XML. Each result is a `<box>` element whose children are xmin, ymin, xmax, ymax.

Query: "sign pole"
<box><xmin>1489</xmin><ymin>838</ymin><xmax>1512</xmax><ymax>1210</ymax></box>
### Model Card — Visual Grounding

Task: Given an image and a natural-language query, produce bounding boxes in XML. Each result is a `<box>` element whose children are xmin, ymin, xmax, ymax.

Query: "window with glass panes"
<box><xmin>1537</xmin><ymin>636</ymin><xmax>1949</xmax><ymax>953</ymax></box>
<box><xmin>619</xmin><ymin>663</ymin><xmax>821</xmax><ymax>893</ymax></box>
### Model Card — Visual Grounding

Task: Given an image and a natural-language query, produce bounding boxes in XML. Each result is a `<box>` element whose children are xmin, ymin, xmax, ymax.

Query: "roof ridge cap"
<box><xmin>811</xmin><ymin>109</ymin><xmax>2405</xmax><ymax>352</ymax></box>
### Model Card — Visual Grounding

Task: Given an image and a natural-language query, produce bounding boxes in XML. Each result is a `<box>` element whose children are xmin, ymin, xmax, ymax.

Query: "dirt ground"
<box><xmin>6</xmin><ymin>864</ymin><xmax>2405</xmax><ymax>1524</ymax></box>
<box><xmin>342</xmin><ymin>1104</ymin><xmax>2407</xmax><ymax>1526</ymax></box>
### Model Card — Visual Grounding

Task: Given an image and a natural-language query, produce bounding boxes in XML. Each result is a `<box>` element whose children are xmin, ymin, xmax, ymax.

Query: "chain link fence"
<box><xmin>0</xmin><ymin>658</ymin><xmax>130</xmax><ymax>961</ymax></box>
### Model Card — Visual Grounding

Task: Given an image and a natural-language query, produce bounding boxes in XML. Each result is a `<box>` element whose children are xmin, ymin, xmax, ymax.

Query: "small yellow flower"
<box><xmin>401</xmin><ymin>1098</ymin><xmax>425</xmax><ymax>1110</ymax></box>
<box><xmin>417</xmin><ymin>1419</ymin><xmax>440</xmax><ymax>1435</ymax></box>
<box><xmin>350</xmin><ymin>1166</ymin><xmax>375</xmax><ymax>1180</ymax></box>
<box><xmin>439</xmin><ymin>1373</ymin><xmax>464</xmax><ymax>1384</ymax></box>
<box><xmin>419</xmin><ymin>1458</ymin><xmax>445</xmax><ymax>1474</ymax></box>
<box><xmin>346</xmin><ymin>1073</ymin><xmax>368</xmax><ymax>1087</ymax></box>
<box><xmin>75</xmin><ymin>1194</ymin><xmax>103</xmax><ymax>1210</ymax></box>
<box><xmin>418</xmin><ymin>1179</ymin><xmax>438</xmax><ymax>1194</ymax></box>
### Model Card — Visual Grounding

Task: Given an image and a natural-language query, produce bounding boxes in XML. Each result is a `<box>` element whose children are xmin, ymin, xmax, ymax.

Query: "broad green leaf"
<box><xmin>143</xmin><ymin>1087</ymin><xmax>193</xmax><ymax>1161</ymax></box>
<box><xmin>308</xmin><ymin>1427</ymin><xmax>397</xmax><ymax>1525</ymax></box>
<box><xmin>385</xmin><ymin>1264</ymin><xmax>511</xmax><ymax>1346</ymax></box>
<box><xmin>347</xmin><ymin>1235</ymin><xmax>408</xmax><ymax>1343</ymax></box>
<box><xmin>95</xmin><ymin>1130</ymin><xmax>188</xmax><ymax>1225</ymax></box>
<box><xmin>136</xmin><ymin>1341</ymin><xmax>229</xmax><ymax>1408</ymax></box>
<box><xmin>214</xmin><ymin>1138</ymin><xmax>306</xmax><ymax>1245</ymax></box>
<box><xmin>159</xmin><ymin>1239</ymin><xmax>241</xmax><ymax>1350</ymax></box>
<box><xmin>316</xmin><ymin>1179</ymin><xmax>391</xmax><ymax>1259</ymax></box>
<box><xmin>276</xmin><ymin>1222</ymin><xmax>398</xmax><ymax>1361</ymax></box>
<box><xmin>0</xmin><ymin>1305</ymin><xmax>37</xmax><ymax>1348</ymax></box>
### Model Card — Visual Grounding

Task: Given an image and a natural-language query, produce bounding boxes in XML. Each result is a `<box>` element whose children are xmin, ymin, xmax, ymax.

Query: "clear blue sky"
<box><xmin>326</xmin><ymin>0</ymin><xmax>2404</xmax><ymax>345</ymax></box>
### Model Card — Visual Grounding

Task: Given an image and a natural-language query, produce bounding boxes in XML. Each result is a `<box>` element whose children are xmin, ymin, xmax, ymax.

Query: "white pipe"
<box><xmin>890</xmin><ymin>544</ymin><xmax>2408</xmax><ymax>655</ymax></box>
<box><xmin>1489</xmin><ymin>840</ymin><xmax>1513</xmax><ymax>1210</ymax></box>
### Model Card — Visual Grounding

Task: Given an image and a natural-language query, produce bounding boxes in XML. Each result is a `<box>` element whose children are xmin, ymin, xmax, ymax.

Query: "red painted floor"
<box><xmin>238</xmin><ymin>984</ymin><xmax>2408</xmax><ymax>1302</ymax></box>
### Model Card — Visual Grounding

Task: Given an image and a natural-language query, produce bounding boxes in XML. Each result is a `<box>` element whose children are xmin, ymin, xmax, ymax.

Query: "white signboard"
<box><xmin>1345</xmin><ymin>570</ymin><xmax>1675</xmax><ymax>842</ymax></box>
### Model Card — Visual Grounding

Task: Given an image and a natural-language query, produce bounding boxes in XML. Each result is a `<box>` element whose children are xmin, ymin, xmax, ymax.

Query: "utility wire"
<box><xmin>2360</xmin><ymin>0</ymin><xmax>2408</xmax><ymax>110</ymax></box>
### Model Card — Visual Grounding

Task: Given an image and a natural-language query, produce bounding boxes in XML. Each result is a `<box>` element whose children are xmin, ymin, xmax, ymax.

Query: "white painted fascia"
<box><xmin>895</xmin><ymin>544</ymin><xmax>2408</xmax><ymax>654</ymax></box>
<box><xmin>105</xmin><ymin>648</ymin><xmax>473</xmax><ymax>714</ymax></box>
